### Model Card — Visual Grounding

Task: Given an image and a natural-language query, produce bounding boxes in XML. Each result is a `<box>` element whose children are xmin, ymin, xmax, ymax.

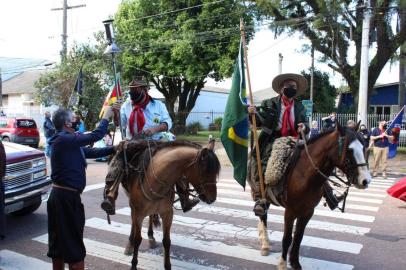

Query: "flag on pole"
<box><xmin>387</xmin><ymin>106</ymin><xmax>404</xmax><ymax>159</ymax></box>
<box><xmin>220</xmin><ymin>41</ymin><xmax>249</xmax><ymax>188</ymax></box>
<box><xmin>69</xmin><ymin>67</ymin><xmax>83</xmax><ymax>108</ymax></box>
<box><xmin>99</xmin><ymin>77</ymin><xmax>122</xmax><ymax>118</ymax></box>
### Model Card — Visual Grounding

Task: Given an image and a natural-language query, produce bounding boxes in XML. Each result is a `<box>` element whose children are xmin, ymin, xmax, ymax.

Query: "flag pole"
<box><xmin>240</xmin><ymin>19</ymin><xmax>266</xmax><ymax>200</ymax></box>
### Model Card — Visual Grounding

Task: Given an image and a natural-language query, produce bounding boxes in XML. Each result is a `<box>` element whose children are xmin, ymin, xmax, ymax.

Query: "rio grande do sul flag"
<box><xmin>99</xmin><ymin>78</ymin><xmax>122</xmax><ymax>118</ymax></box>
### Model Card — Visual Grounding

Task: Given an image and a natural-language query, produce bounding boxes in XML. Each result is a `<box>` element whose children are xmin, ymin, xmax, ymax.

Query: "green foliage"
<box><xmin>296</xmin><ymin>69</ymin><xmax>337</xmax><ymax>113</ymax></box>
<box><xmin>186</xmin><ymin>121</ymin><xmax>203</xmax><ymax>135</ymax></box>
<box><xmin>214</xmin><ymin>116</ymin><xmax>223</xmax><ymax>129</ymax></box>
<box><xmin>253</xmin><ymin>1</ymin><xmax>406</xmax><ymax>109</ymax></box>
<box><xmin>114</xmin><ymin>0</ymin><xmax>256</xmax><ymax>131</ymax></box>
<box><xmin>34</xmin><ymin>34</ymin><xmax>114</xmax><ymax>128</ymax></box>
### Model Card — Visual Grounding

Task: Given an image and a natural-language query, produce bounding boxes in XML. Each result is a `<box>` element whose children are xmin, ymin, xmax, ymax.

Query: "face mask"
<box><xmin>130</xmin><ymin>90</ymin><xmax>144</xmax><ymax>103</ymax></box>
<box><xmin>283</xmin><ymin>87</ymin><xmax>297</xmax><ymax>98</ymax></box>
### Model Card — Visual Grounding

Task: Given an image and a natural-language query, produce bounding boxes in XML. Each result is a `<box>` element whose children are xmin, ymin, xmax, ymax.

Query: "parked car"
<box><xmin>0</xmin><ymin>117</ymin><xmax>40</xmax><ymax>148</ymax></box>
<box><xmin>3</xmin><ymin>141</ymin><xmax>51</xmax><ymax>215</ymax></box>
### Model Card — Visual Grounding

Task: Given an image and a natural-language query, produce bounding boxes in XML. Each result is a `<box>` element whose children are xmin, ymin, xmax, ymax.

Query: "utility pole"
<box><xmin>51</xmin><ymin>0</ymin><xmax>86</xmax><ymax>62</ymax></box>
<box><xmin>310</xmin><ymin>46</ymin><xmax>315</xmax><ymax>102</ymax></box>
<box><xmin>357</xmin><ymin>0</ymin><xmax>371</xmax><ymax>126</ymax></box>
<box><xmin>399</xmin><ymin>4</ymin><xmax>406</xmax><ymax>109</ymax></box>
<box><xmin>278</xmin><ymin>53</ymin><xmax>283</xmax><ymax>74</ymax></box>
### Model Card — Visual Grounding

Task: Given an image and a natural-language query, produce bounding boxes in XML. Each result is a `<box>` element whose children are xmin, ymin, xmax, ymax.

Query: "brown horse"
<box><xmin>250</xmin><ymin>122</ymin><xmax>371</xmax><ymax>270</ymax></box>
<box><xmin>107</xmin><ymin>139</ymin><xmax>220</xmax><ymax>270</ymax></box>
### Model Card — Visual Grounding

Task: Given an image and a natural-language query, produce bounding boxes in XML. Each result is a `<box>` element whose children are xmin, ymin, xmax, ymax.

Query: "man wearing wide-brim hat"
<box><xmin>247</xmin><ymin>73</ymin><xmax>342</xmax><ymax>215</ymax></box>
<box><xmin>100</xmin><ymin>76</ymin><xmax>199</xmax><ymax>215</ymax></box>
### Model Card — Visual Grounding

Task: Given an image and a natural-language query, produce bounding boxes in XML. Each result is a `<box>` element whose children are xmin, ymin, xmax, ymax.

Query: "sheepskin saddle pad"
<box><xmin>264</xmin><ymin>136</ymin><xmax>296</xmax><ymax>186</ymax></box>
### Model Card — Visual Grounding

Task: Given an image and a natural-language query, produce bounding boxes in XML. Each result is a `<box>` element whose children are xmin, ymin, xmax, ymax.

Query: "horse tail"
<box><xmin>150</xmin><ymin>214</ymin><xmax>161</xmax><ymax>227</ymax></box>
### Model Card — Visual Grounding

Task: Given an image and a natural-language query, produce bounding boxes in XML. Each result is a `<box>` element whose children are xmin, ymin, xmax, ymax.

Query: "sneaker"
<box><xmin>180</xmin><ymin>197</ymin><xmax>200</xmax><ymax>213</ymax></box>
<box><xmin>372</xmin><ymin>172</ymin><xmax>377</xmax><ymax>177</ymax></box>
<box><xmin>101</xmin><ymin>197</ymin><xmax>115</xmax><ymax>215</ymax></box>
<box><xmin>382</xmin><ymin>172</ymin><xmax>387</xmax><ymax>179</ymax></box>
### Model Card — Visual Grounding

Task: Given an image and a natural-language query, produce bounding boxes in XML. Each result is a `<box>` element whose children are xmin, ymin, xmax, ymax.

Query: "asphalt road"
<box><xmin>1</xmin><ymin>160</ymin><xmax>406</xmax><ymax>270</ymax></box>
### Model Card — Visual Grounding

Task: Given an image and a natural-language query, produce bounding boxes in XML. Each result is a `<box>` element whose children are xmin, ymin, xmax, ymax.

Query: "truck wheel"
<box><xmin>10</xmin><ymin>201</ymin><xmax>42</xmax><ymax>216</ymax></box>
<box><xmin>2</xmin><ymin>137</ymin><xmax>10</xmax><ymax>142</ymax></box>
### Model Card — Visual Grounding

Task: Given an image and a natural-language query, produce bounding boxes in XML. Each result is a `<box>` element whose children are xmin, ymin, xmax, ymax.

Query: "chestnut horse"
<box><xmin>250</xmin><ymin>122</ymin><xmax>371</xmax><ymax>270</ymax></box>
<box><xmin>107</xmin><ymin>139</ymin><xmax>220</xmax><ymax>270</ymax></box>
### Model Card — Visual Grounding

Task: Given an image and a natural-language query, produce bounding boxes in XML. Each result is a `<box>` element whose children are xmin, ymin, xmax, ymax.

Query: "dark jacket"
<box><xmin>43</xmin><ymin>117</ymin><xmax>56</xmax><ymax>138</ymax></box>
<box><xmin>255</xmin><ymin>96</ymin><xmax>309</xmax><ymax>147</ymax></box>
<box><xmin>49</xmin><ymin>119</ymin><xmax>115</xmax><ymax>192</ymax></box>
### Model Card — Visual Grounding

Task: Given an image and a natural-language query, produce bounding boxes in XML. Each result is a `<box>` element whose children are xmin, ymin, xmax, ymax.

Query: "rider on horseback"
<box><xmin>248</xmin><ymin>73</ymin><xmax>343</xmax><ymax>216</ymax></box>
<box><xmin>101</xmin><ymin>77</ymin><xmax>199</xmax><ymax>215</ymax></box>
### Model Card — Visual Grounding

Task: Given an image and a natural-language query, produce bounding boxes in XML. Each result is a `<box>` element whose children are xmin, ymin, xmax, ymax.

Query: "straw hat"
<box><xmin>271</xmin><ymin>73</ymin><xmax>308</xmax><ymax>97</ymax></box>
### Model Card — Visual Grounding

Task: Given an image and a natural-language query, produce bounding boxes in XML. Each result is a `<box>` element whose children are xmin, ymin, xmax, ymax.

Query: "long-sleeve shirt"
<box><xmin>120</xmin><ymin>98</ymin><xmax>173</xmax><ymax>140</ymax></box>
<box><xmin>49</xmin><ymin>119</ymin><xmax>115</xmax><ymax>192</ymax></box>
<box><xmin>43</xmin><ymin>117</ymin><xmax>55</xmax><ymax>138</ymax></box>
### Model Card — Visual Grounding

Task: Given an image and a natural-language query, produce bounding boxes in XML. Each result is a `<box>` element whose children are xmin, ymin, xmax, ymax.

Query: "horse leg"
<box><xmin>278</xmin><ymin>210</ymin><xmax>295</xmax><ymax>270</ymax></box>
<box><xmin>257</xmin><ymin>213</ymin><xmax>270</xmax><ymax>256</ymax></box>
<box><xmin>160</xmin><ymin>210</ymin><xmax>174</xmax><ymax>270</ymax></box>
<box><xmin>148</xmin><ymin>215</ymin><xmax>157</xmax><ymax>249</ymax></box>
<box><xmin>289</xmin><ymin>213</ymin><xmax>312</xmax><ymax>270</ymax></box>
<box><xmin>130</xmin><ymin>217</ymin><xmax>143</xmax><ymax>270</ymax></box>
<box><xmin>124</xmin><ymin>223</ymin><xmax>135</xmax><ymax>255</ymax></box>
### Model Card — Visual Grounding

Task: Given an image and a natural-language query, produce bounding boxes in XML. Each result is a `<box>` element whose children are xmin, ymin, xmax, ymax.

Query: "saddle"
<box><xmin>264</xmin><ymin>136</ymin><xmax>297</xmax><ymax>206</ymax></box>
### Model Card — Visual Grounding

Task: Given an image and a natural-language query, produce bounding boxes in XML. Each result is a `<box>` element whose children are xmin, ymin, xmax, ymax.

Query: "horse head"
<box><xmin>334</xmin><ymin>121</ymin><xmax>371</xmax><ymax>189</ymax></box>
<box><xmin>186</xmin><ymin>138</ymin><xmax>220</xmax><ymax>204</ymax></box>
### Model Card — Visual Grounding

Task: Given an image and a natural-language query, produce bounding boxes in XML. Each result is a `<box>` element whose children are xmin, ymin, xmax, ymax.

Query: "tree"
<box><xmin>296</xmin><ymin>69</ymin><xmax>337</xmax><ymax>113</ymax></box>
<box><xmin>115</xmin><ymin>0</ymin><xmax>255</xmax><ymax>133</ymax></box>
<box><xmin>35</xmin><ymin>36</ymin><xmax>113</xmax><ymax>129</ymax></box>
<box><xmin>253</xmin><ymin>0</ymin><xmax>406</xmax><ymax>110</ymax></box>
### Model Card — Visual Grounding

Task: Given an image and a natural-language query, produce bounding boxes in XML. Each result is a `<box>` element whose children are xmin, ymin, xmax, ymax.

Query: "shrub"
<box><xmin>214</xmin><ymin>117</ymin><xmax>223</xmax><ymax>130</ymax></box>
<box><xmin>186</xmin><ymin>122</ymin><xmax>203</xmax><ymax>135</ymax></box>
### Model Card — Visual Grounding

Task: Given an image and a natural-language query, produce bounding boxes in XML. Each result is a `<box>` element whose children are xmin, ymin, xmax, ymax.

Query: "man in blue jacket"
<box><xmin>47</xmin><ymin>103</ymin><xmax>120</xmax><ymax>270</ymax></box>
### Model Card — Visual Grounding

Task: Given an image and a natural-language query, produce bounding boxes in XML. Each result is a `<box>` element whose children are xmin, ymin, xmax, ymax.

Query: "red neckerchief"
<box><xmin>129</xmin><ymin>94</ymin><xmax>151</xmax><ymax>137</ymax></box>
<box><xmin>281</xmin><ymin>95</ymin><xmax>298</xmax><ymax>137</ymax></box>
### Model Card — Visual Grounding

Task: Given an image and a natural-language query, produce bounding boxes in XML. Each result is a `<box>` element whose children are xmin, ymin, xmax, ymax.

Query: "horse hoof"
<box><xmin>278</xmin><ymin>257</ymin><xmax>287</xmax><ymax>270</ymax></box>
<box><xmin>124</xmin><ymin>244</ymin><xmax>134</xmax><ymax>256</ymax></box>
<box><xmin>149</xmin><ymin>239</ymin><xmax>157</xmax><ymax>249</ymax></box>
<box><xmin>261</xmin><ymin>247</ymin><xmax>270</xmax><ymax>256</ymax></box>
<box><xmin>290</xmin><ymin>261</ymin><xmax>302</xmax><ymax>270</ymax></box>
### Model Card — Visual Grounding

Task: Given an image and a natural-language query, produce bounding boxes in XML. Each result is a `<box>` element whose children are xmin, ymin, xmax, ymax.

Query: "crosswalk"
<box><xmin>0</xmin><ymin>175</ymin><xmax>399</xmax><ymax>270</ymax></box>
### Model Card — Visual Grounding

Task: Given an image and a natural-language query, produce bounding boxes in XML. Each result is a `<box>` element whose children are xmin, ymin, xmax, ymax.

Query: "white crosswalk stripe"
<box><xmin>22</xmin><ymin>174</ymin><xmax>404</xmax><ymax>270</ymax></box>
<box><xmin>0</xmin><ymin>250</ymin><xmax>52</xmax><ymax>270</ymax></box>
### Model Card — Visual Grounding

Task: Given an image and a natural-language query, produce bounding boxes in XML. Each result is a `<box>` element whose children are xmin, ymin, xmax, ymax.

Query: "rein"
<box><xmin>300</xmin><ymin>130</ymin><xmax>350</xmax><ymax>212</ymax></box>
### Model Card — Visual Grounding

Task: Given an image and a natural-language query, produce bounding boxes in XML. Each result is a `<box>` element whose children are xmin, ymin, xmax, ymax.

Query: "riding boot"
<box><xmin>52</xmin><ymin>258</ymin><xmax>64</xmax><ymax>270</ymax></box>
<box><xmin>175</xmin><ymin>183</ymin><xmax>199</xmax><ymax>213</ymax></box>
<box><xmin>101</xmin><ymin>180</ymin><xmax>117</xmax><ymax>215</ymax></box>
<box><xmin>323</xmin><ymin>182</ymin><xmax>343</xmax><ymax>210</ymax></box>
<box><xmin>68</xmin><ymin>260</ymin><xmax>84</xmax><ymax>270</ymax></box>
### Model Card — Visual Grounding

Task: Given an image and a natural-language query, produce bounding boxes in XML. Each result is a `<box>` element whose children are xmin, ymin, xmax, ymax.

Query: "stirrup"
<box><xmin>181</xmin><ymin>197</ymin><xmax>200</xmax><ymax>213</ymax></box>
<box><xmin>101</xmin><ymin>197</ymin><xmax>115</xmax><ymax>215</ymax></box>
<box><xmin>253</xmin><ymin>199</ymin><xmax>268</xmax><ymax>217</ymax></box>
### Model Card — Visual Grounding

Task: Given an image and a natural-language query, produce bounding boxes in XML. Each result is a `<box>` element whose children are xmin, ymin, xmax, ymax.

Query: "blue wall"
<box><xmin>186</xmin><ymin>91</ymin><xmax>227</xmax><ymax>128</ymax></box>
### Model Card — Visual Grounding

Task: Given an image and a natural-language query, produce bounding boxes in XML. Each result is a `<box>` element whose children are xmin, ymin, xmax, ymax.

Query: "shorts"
<box><xmin>47</xmin><ymin>187</ymin><xmax>85</xmax><ymax>263</ymax></box>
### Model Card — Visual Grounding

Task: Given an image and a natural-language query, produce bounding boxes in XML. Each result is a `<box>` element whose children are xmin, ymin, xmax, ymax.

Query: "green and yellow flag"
<box><xmin>220</xmin><ymin>41</ymin><xmax>249</xmax><ymax>188</ymax></box>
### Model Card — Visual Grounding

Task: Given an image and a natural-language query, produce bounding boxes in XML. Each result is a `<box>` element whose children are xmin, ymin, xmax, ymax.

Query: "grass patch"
<box><xmin>176</xmin><ymin>130</ymin><xmax>221</xmax><ymax>141</ymax></box>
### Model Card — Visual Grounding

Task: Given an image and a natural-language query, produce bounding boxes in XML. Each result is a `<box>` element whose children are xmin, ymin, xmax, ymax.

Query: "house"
<box><xmin>338</xmin><ymin>82</ymin><xmax>403</xmax><ymax>115</ymax></box>
<box><xmin>1</xmin><ymin>57</ymin><xmax>54</xmax><ymax>127</ymax></box>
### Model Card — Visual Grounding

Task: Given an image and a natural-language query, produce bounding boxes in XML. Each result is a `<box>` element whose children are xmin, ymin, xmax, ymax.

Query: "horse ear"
<box><xmin>356</xmin><ymin>120</ymin><xmax>361</xmax><ymax>131</ymax></box>
<box><xmin>207</xmin><ymin>135</ymin><xmax>215</xmax><ymax>151</ymax></box>
<box><xmin>335</xmin><ymin>119</ymin><xmax>346</xmax><ymax>136</ymax></box>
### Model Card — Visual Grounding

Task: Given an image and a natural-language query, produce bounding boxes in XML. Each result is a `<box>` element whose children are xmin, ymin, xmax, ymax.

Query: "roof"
<box><xmin>253</xmin><ymin>86</ymin><xmax>279</xmax><ymax>102</ymax></box>
<box><xmin>202</xmin><ymin>85</ymin><xmax>229</xmax><ymax>94</ymax></box>
<box><xmin>2</xmin><ymin>69</ymin><xmax>47</xmax><ymax>95</ymax></box>
<box><xmin>0</xmin><ymin>57</ymin><xmax>49</xmax><ymax>81</ymax></box>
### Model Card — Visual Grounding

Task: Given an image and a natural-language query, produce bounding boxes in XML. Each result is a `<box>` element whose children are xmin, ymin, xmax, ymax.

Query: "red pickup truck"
<box><xmin>3</xmin><ymin>141</ymin><xmax>51</xmax><ymax>215</ymax></box>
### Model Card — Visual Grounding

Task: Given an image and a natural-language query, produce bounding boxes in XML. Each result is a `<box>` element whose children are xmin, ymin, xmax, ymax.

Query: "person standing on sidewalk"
<box><xmin>43</xmin><ymin>111</ymin><xmax>55</xmax><ymax>157</ymax></box>
<box><xmin>370</xmin><ymin>121</ymin><xmax>394</xmax><ymax>178</ymax></box>
<box><xmin>46</xmin><ymin>103</ymin><xmax>120</xmax><ymax>270</ymax></box>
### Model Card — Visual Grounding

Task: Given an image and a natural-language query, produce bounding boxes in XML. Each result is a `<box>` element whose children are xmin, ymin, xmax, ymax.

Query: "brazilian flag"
<box><xmin>220</xmin><ymin>41</ymin><xmax>249</xmax><ymax>188</ymax></box>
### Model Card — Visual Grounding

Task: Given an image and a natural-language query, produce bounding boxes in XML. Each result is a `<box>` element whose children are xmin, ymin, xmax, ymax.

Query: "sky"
<box><xmin>0</xmin><ymin>0</ymin><xmax>400</xmax><ymax>92</ymax></box>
